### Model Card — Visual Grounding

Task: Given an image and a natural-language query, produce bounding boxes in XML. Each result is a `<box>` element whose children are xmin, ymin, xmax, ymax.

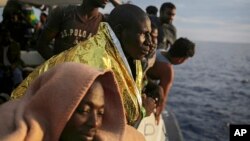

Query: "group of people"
<box><xmin>143</xmin><ymin>2</ymin><xmax>195</xmax><ymax>123</ymax></box>
<box><xmin>0</xmin><ymin>0</ymin><xmax>196</xmax><ymax>140</ymax></box>
<box><xmin>0</xmin><ymin>0</ymin><xmax>50</xmax><ymax>97</ymax></box>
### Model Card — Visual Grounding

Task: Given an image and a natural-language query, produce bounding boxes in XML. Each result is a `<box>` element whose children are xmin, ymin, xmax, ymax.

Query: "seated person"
<box><xmin>0</xmin><ymin>26</ymin><xmax>23</xmax><ymax>95</ymax></box>
<box><xmin>0</xmin><ymin>62</ymin><xmax>145</xmax><ymax>141</ymax></box>
<box><xmin>147</xmin><ymin>37</ymin><xmax>195</xmax><ymax>123</ymax></box>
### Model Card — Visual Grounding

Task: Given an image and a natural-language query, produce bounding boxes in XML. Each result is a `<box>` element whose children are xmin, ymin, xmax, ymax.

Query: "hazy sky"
<box><xmin>1</xmin><ymin>0</ymin><xmax>250</xmax><ymax>43</ymax></box>
<box><xmin>102</xmin><ymin>0</ymin><xmax>250</xmax><ymax>44</ymax></box>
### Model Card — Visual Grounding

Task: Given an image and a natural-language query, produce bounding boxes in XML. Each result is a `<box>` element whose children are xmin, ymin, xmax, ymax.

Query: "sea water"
<box><xmin>166</xmin><ymin>41</ymin><xmax>250</xmax><ymax>141</ymax></box>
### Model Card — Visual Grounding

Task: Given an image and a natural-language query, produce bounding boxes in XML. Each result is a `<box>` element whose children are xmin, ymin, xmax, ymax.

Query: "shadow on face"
<box><xmin>60</xmin><ymin>81</ymin><xmax>105</xmax><ymax>141</ymax></box>
<box><xmin>160</xmin><ymin>8</ymin><xmax>176</xmax><ymax>24</ymax></box>
<box><xmin>121</xmin><ymin>18</ymin><xmax>153</xmax><ymax>60</ymax></box>
<box><xmin>149</xmin><ymin>27</ymin><xmax>158</xmax><ymax>55</ymax></box>
<box><xmin>108</xmin><ymin>4</ymin><xmax>155</xmax><ymax>60</ymax></box>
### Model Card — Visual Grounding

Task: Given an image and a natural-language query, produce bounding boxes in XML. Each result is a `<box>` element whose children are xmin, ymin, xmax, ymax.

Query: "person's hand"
<box><xmin>109</xmin><ymin>0</ymin><xmax>122</xmax><ymax>7</ymax></box>
<box><xmin>110</xmin><ymin>0</ymin><xmax>122</xmax><ymax>3</ymax></box>
<box><xmin>142</xmin><ymin>94</ymin><xmax>156</xmax><ymax>117</ymax></box>
<box><xmin>144</xmin><ymin>83</ymin><xmax>164</xmax><ymax>125</ymax></box>
<box><xmin>154</xmin><ymin>107</ymin><xmax>161</xmax><ymax>125</ymax></box>
<box><xmin>154</xmin><ymin>86</ymin><xmax>166</xmax><ymax>125</ymax></box>
<box><xmin>144</xmin><ymin>82</ymin><xmax>164</xmax><ymax>107</ymax></box>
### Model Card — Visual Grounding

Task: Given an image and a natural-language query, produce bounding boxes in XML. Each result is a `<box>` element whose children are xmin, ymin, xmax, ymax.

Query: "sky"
<box><xmin>1</xmin><ymin>0</ymin><xmax>250</xmax><ymax>44</ymax></box>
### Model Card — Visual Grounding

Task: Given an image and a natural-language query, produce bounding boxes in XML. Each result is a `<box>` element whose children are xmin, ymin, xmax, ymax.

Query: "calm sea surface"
<box><xmin>166</xmin><ymin>41</ymin><xmax>250</xmax><ymax>141</ymax></box>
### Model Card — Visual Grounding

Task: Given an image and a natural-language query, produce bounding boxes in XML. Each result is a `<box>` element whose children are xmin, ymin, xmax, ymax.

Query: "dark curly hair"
<box><xmin>160</xmin><ymin>2</ymin><xmax>176</xmax><ymax>14</ymax></box>
<box><xmin>146</xmin><ymin>6</ymin><xmax>158</xmax><ymax>16</ymax></box>
<box><xmin>168</xmin><ymin>37</ymin><xmax>195</xmax><ymax>58</ymax></box>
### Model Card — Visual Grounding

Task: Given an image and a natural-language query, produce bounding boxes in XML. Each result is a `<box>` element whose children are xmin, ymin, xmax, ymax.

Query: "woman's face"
<box><xmin>61</xmin><ymin>81</ymin><xmax>105</xmax><ymax>141</ymax></box>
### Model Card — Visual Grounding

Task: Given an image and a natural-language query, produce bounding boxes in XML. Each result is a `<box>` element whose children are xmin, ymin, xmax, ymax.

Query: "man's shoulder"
<box><xmin>63</xmin><ymin>5</ymin><xmax>78</xmax><ymax>12</ymax></box>
<box><xmin>162</xmin><ymin>23</ymin><xmax>176</xmax><ymax>36</ymax></box>
<box><xmin>162</xmin><ymin>23</ymin><xmax>175</xmax><ymax>29</ymax></box>
<box><xmin>51</xmin><ymin>5</ymin><xmax>77</xmax><ymax>16</ymax></box>
<box><xmin>55</xmin><ymin>5</ymin><xmax>77</xmax><ymax>10</ymax></box>
<box><xmin>170</xmin><ymin>24</ymin><xmax>177</xmax><ymax>32</ymax></box>
<box><xmin>149</xmin><ymin>15</ymin><xmax>161</xmax><ymax>27</ymax></box>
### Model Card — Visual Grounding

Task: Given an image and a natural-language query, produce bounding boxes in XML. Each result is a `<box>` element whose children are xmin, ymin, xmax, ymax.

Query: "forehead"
<box><xmin>164</xmin><ymin>8</ymin><xmax>176</xmax><ymax>13</ymax></box>
<box><xmin>131</xmin><ymin>17</ymin><xmax>151</xmax><ymax>33</ymax></box>
<box><xmin>80</xmin><ymin>81</ymin><xmax>104</xmax><ymax>106</ymax></box>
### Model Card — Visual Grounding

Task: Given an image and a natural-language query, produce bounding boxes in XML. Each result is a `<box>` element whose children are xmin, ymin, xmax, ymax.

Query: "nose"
<box><xmin>144</xmin><ymin>33</ymin><xmax>153</xmax><ymax>47</ymax></box>
<box><xmin>88</xmin><ymin>112</ymin><xmax>100</xmax><ymax>128</ymax></box>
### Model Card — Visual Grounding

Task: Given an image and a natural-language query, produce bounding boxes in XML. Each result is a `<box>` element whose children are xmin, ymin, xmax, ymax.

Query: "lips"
<box><xmin>79</xmin><ymin>129</ymin><xmax>97</xmax><ymax>140</ymax></box>
<box><xmin>80</xmin><ymin>134</ymin><xmax>94</xmax><ymax>141</ymax></box>
<box><xmin>80</xmin><ymin>132</ymin><xmax>95</xmax><ymax>141</ymax></box>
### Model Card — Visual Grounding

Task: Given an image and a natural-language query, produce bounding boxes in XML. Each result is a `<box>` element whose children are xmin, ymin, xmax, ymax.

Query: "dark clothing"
<box><xmin>158</xmin><ymin>23</ymin><xmax>177</xmax><ymax>50</ymax></box>
<box><xmin>148</xmin><ymin>15</ymin><xmax>161</xmax><ymax>28</ymax></box>
<box><xmin>2</xmin><ymin>0</ymin><xmax>22</xmax><ymax>20</ymax></box>
<box><xmin>3</xmin><ymin>0</ymin><xmax>38</xmax><ymax>50</ymax></box>
<box><xmin>37</xmin><ymin>5</ymin><xmax>104</xmax><ymax>59</ymax></box>
<box><xmin>0</xmin><ymin>40</ymin><xmax>23</xmax><ymax>94</ymax></box>
<box><xmin>128</xmin><ymin>58</ymin><xmax>137</xmax><ymax>80</ymax></box>
<box><xmin>0</xmin><ymin>40</ymin><xmax>23</xmax><ymax>67</ymax></box>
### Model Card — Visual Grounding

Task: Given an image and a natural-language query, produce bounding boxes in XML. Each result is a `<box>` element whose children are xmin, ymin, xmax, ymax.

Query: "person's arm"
<box><xmin>147</xmin><ymin>60</ymin><xmax>174</xmax><ymax>124</ymax></box>
<box><xmin>7</xmin><ymin>41</ymin><xmax>21</xmax><ymax>65</ymax></box>
<box><xmin>37</xmin><ymin>28</ymin><xmax>57</xmax><ymax>59</ymax></box>
<box><xmin>109</xmin><ymin>0</ymin><xmax>122</xmax><ymax>7</ymax></box>
<box><xmin>147</xmin><ymin>60</ymin><xmax>174</xmax><ymax>98</ymax></box>
<box><xmin>142</xmin><ymin>94</ymin><xmax>156</xmax><ymax>117</ymax></box>
<box><xmin>37</xmin><ymin>7</ymin><xmax>62</xmax><ymax>60</ymax></box>
<box><xmin>158</xmin><ymin>63</ymin><xmax>174</xmax><ymax>101</ymax></box>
